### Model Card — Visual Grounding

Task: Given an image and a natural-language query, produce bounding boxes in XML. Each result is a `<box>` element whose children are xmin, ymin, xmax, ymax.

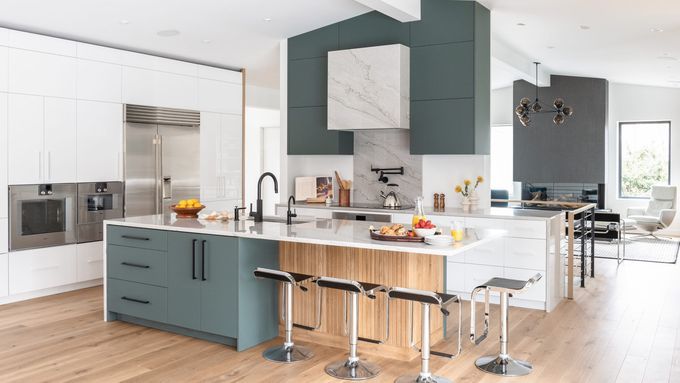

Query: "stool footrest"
<box><xmin>358</xmin><ymin>336</ymin><xmax>383</xmax><ymax>344</ymax></box>
<box><xmin>431</xmin><ymin>350</ymin><xmax>456</xmax><ymax>359</ymax></box>
<box><xmin>293</xmin><ymin>323</ymin><xmax>317</xmax><ymax>331</ymax></box>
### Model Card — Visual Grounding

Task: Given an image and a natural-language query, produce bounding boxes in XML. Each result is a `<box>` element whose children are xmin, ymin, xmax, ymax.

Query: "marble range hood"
<box><xmin>327</xmin><ymin>44</ymin><xmax>410</xmax><ymax>130</ymax></box>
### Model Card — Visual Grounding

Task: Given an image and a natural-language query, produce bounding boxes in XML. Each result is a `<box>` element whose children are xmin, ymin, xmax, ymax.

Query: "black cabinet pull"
<box><xmin>121</xmin><ymin>262</ymin><xmax>150</xmax><ymax>269</ymax></box>
<box><xmin>201</xmin><ymin>240</ymin><xmax>207</xmax><ymax>281</ymax></box>
<box><xmin>121</xmin><ymin>296</ymin><xmax>149</xmax><ymax>304</ymax></box>
<box><xmin>192</xmin><ymin>239</ymin><xmax>198</xmax><ymax>280</ymax></box>
<box><xmin>121</xmin><ymin>235</ymin><xmax>150</xmax><ymax>241</ymax></box>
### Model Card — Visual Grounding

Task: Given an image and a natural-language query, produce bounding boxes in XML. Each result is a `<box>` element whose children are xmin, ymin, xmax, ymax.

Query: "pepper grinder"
<box><xmin>434</xmin><ymin>193</ymin><xmax>440</xmax><ymax>211</ymax></box>
<box><xmin>439</xmin><ymin>193</ymin><xmax>446</xmax><ymax>211</ymax></box>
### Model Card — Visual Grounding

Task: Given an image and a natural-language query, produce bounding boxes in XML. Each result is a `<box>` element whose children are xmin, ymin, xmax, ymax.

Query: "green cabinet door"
<box><xmin>167</xmin><ymin>232</ymin><xmax>202</xmax><ymax>330</ymax></box>
<box><xmin>199</xmin><ymin>235</ymin><xmax>239</xmax><ymax>338</ymax></box>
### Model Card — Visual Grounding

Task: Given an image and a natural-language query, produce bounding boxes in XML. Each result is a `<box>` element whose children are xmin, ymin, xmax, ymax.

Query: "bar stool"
<box><xmin>315</xmin><ymin>276</ymin><xmax>389</xmax><ymax>381</ymax></box>
<box><xmin>469</xmin><ymin>273</ymin><xmax>542</xmax><ymax>377</ymax></box>
<box><xmin>387</xmin><ymin>287</ymin><xmax>462</xmax><ymax>383</ymax></box>
<box><xmin>253</xmin><ymin>267</ymin><xmax>321</xmax><ymax>363</ymax></box>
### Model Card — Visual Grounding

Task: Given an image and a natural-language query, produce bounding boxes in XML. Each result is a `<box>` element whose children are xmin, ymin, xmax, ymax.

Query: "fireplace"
<box><xmin>521</xmin><ymin>183</ymin><xmax>605</xmax><ymax>209</ymax></box>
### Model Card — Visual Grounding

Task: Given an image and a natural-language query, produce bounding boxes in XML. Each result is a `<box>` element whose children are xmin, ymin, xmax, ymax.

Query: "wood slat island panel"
<box><xmin>279</xmin><ymin>242</ymin><xmax>446</xmax><ymax>361</ymax></box>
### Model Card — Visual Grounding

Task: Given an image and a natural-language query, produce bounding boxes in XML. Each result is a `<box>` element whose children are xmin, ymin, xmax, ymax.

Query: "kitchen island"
<box><xmin>103</xmin><ymin>215</ymin><xmax>512</xmax><ymax>359</ymax></box>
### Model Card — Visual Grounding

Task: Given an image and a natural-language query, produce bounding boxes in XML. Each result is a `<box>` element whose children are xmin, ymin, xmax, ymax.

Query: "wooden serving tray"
<box><xmin>369</xmin><ymin>230</ymin><xmax>424</xmax><ymax>242</ymax></box>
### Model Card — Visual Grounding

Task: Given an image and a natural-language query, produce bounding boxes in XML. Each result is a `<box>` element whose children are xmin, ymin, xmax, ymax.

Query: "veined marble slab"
<box><xmin>328</xmin><ymin>44</ymin><xmax>409</xmax><ymax>130</ymax></box>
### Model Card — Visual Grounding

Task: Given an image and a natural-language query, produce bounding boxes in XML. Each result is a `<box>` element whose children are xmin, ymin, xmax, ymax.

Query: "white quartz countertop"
<box><xmin>276</xmin><ymin>203</ymin><xmax>563</xmax><ymax>221</ymax></box>
<box><xmin>105</xmin><ymin>214</ymin><xmax>504</xmax><ymax>257</ymax></box>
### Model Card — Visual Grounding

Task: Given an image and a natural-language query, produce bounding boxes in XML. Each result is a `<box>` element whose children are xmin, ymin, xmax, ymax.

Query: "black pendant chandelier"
<box><xmin>515</xmin><ymin>62</ymin><xmax>573</xmax><ymax>127</ymax></box>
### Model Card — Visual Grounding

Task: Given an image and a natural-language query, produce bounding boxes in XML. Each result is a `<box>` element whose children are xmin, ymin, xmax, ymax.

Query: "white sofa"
<box><xmin>627</xmin><ymin>185</ymin><xmax>677</xmax><ymax>237</ymax></box>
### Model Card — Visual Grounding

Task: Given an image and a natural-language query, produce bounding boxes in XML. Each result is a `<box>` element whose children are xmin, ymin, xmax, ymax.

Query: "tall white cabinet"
<box><xmin>0</xmin><ymin>27</ymin><xmax>244</xmax><ymax>304</ymax></box>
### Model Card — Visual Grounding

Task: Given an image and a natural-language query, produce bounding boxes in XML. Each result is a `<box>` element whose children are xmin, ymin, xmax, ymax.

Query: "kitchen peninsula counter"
<box><xmin>103</xmin><ymin>214</ymin><xmax>504</xmax><ymax>360</ymax></box>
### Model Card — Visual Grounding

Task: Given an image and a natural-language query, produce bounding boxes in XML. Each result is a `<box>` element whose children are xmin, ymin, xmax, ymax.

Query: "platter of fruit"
<box><xmin>171</xmin><ymin>199</ymin><xmax>205</xmax><ymax>218</ymax></box>
<box><xmin>369</xmin><ymin>224</ymin><xmax>425</xmax><ymax>242</ymax></box>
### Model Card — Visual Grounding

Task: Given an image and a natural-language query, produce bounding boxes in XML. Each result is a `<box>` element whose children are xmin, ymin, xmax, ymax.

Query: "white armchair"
<box><xmin>627</xmin><ymin>185</ymin><xmax>677</xmax><ymax>237</ymax></box>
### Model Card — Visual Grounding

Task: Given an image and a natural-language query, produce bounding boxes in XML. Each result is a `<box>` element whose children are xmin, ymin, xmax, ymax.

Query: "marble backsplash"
<box><xmin>352</xmin><ymin>130</ymin><xmax>422</xmax><ymax>205</ymax></box>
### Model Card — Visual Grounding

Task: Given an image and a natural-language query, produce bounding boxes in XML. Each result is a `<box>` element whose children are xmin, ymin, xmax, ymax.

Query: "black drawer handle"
<box><xmin>121</xmin><ymin>262</ymin><xmax>150</xmax><ymax>269</ymax></box>
<box><xmin>121</xmin><ymin>296</ymin><xmax>150</xmax><ymax>304</ymax></box>
<box><xmin>192</xmin><ymin>239</ymin><xmax>198</xmax><ymax>280</ymax></box>
<box><xmin>121</xmin><ymin>235</ymin><xmax>150</xmax><ymax>241</ymax></box>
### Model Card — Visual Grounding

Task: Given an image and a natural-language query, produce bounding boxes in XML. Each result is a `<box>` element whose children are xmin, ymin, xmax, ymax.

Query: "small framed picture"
<box><xmin>316</xmin><ymin>177</ymin><xmax>333</xmax><ymax>199</ymax></box>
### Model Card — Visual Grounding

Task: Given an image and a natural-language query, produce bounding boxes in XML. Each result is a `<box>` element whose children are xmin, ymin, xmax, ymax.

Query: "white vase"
<box><xmin>469</xmin><ymin>191</ymin><xmax>479</xmax><ymax>211</ymax></box>
<box><xmin>461</xmin><ymin>196</ymin><xmax>472</xmax><ymax>212</ymax></box>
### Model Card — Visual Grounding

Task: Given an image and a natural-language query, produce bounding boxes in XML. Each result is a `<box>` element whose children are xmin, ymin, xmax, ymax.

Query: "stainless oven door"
<box><xmin>77</xmin><ymin>182</ymin><xmax>124</xmax><ymax>243</ymax></box>
<box><xmin>9</xmin><ymin>184</ymin><xmax>78</xmax><ymax>251</ymax></box>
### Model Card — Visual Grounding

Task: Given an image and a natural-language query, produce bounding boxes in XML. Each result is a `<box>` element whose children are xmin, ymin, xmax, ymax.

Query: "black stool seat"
<box><xmin>388</xmin><ymin>287</ymin><xmax>458</xmax><ymax>306</ymax></box>
<box><xmin>253</xmin><ymin>267</ymin><xmax>314</xmax><ymax>284</ymax></box>
<box><xmin>315</xmin><ymin>276</ymin><xmax>385</xmax><ymax>294</ymax></box>
<box><xmin>482</xmin><ymin>274</ymin><xmax>542</xmax><ymax>292</ymax></box>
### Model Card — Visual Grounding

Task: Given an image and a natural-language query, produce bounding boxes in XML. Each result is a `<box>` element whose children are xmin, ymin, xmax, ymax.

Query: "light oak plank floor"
<box><xmin>1</xmin><ymin>258</ymin><xmax>680</xmax><ymax>383</ymax></box>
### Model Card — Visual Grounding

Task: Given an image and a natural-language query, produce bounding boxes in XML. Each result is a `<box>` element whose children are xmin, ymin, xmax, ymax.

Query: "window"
<box><xmin>490</xmin><ymin>125</ymin><xmax>514</xmax><ymax>195</ymax></box>
<box><xmin>618</xmin><ymin>121</ymin><xmax>671</xmax><ymax>198</ymax></box>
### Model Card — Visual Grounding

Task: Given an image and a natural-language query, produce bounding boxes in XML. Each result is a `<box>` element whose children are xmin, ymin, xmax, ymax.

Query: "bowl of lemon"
<box><xmin>171</xmin><ymin>199</ymin><xmax>205</xmax><ymax>218</ymax></box>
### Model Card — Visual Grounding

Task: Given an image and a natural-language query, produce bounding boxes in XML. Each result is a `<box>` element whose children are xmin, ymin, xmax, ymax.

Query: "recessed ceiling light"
<box><xmin>202</xmin><ymin>39</ymin><xmax>212</xmax><ymax>44</ymax></box>
<box><xmin>157</xmin><ymin>29</ymin><xmax>180</xmax><ymax>37</ymax></box>
<box><xmin>516</xmin><ymin>22</ymin><xmax>525</xmax><ymax>26</ymax></box>
<box><xmin>264</xmin><ymin>17</ymin><xmax>273</xmax><ymax>22</ymax></box>
<box><xmin>579</xmin><ymin>25</ymin><xmax>590</xmax><ymax>30</ymax></box>
<box><xmin>119</xmin><ymin>20</ymin><xmax>130</xmax><ymax>25</ymax></box>
<box><xmin>651</xmin><ymin>28</ymin><xmax>664</xmax><ymax>33</ymax></box>
<box><xmin>657</xmin><ymin>56</ymin><xmax>678</xmax><ymax>61</ymax></box>
<box><xmin>547</xmin><ymin>46</ymin><xmax>555</xmax><ymax>49</ymax></box>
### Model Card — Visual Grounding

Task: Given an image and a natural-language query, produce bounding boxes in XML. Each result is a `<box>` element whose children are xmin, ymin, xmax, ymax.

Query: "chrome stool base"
<box><xmin>262</xmin><ymin>344</ymin><xmax>314</xmax><ymax>363</ymax></box>
<box><xmin>395</xmin><ymin>374</ymin><xmax>452</xmax><ymax>383</ymax></box>
<box><xmin>325</xmin><ymin>359</ymin><xmax>381</xmax><ymax>381</ymax></box>
<box><xmin>475</xmin><ymin>355</ymin><xmax>533</xmax><ymax>377</ymax></box>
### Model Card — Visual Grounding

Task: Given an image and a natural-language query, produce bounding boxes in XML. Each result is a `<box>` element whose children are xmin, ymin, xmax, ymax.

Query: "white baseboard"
<box><xmin>0</xmin><ymin>279</ymin><xmax>103</xmax><ymax>305</ymax></box>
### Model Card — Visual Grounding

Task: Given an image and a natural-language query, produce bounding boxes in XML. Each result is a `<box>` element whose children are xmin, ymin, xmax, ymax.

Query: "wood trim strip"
<box><xmin>241</xmin><ymin>69</ymin><xmax>246</xmax><ymax>207</ymax></box>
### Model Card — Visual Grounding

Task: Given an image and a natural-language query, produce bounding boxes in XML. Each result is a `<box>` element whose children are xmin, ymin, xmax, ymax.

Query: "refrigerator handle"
<box><xmin>154</xmin><ymin>135</ymin><xmax>161</xmax><ymax>214</ymax></box>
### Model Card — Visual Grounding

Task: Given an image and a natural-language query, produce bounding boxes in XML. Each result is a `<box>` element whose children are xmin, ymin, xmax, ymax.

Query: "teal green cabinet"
<box><xmin>288</xmin><ymin>24</ymin><xmax>338</xmax><ymax>60</ymax></box>
<box><xmin>337</xmin><ymin>11</ymin><xmax>409</xmax><ymax>50</ymax></box>
<box><xmin>411</xmin><ymin>42</ymin><xmax>475</xmax><ymax>101</ymax></box>
<box><xmin>409</xmin><ymin>0</ymin><xmax>475</xmax><ymax>46</ymax></box>
<box><xmin>288</xmin><ymin>107</ymin><xmax>353</xmax><ymax>155</ymax></box>
<box><xmin>107</xmin><ymin>225</ymin><xmax>280</xmax><ymax>352</ymax></box>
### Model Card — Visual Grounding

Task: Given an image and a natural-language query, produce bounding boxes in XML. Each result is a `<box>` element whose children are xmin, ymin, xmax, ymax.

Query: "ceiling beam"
<box><xmin>493</xmin><ymin>38</ymin><xmax>550</xmax><ymax>87</ymax></box>
<box><xmin>353</xmin><ymin>0</ymin><xmax>420</xmax><ymax>22</ymax></box>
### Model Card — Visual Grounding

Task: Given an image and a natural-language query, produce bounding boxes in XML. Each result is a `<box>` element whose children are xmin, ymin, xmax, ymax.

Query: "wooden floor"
<box><xmin>2</xmin><ymin>258</ymin><xmax>680</xmax><ymax>383</ymax></box>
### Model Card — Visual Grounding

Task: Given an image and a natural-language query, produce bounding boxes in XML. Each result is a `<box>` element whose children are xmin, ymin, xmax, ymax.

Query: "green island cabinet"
<box><xmin>106</xmin><ymin>225</ymin><xmax>279</xmax><ymax>351</ymax></box>
<box><xmin>287</xmin><ymin>0</ymin><xmax>490</xmax><ymax>155</ymax></box>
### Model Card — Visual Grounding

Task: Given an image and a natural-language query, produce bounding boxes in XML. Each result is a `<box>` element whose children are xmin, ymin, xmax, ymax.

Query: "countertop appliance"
<box><xmin>332</xmin><ymin>211</ymin><xmax>391</xmax><ymax>222</ymax></box>
<box><xmin>77</xmin><ymin>182</ymin><xmax>124</xmax><ymax>243</ymax></box>
<box><xmin>124</xmin><ymin>104</ymin><xmax>200</xmax><ymax>217</ymax></box>
<box><xmin>9</xmin><ymin>183</ymin><xmax>77</xmax><ymax>251</ymax></box>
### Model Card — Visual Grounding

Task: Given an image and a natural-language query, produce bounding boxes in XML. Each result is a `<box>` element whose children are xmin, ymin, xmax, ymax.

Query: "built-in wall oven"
<box><xmin>77</xmin><ymin>182</ymin><xmax>124</xmax><ymax>243</ymax></box>
<box><xmin>9</xmin><ymin>184</ymin><xmax>78</xmax><ymax>251</ymax></box>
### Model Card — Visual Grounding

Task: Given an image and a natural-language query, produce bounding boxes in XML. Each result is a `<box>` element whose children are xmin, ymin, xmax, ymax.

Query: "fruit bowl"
<box><xmin>414</xmin><ymin>227</ymin><xmax>437</xmax><ymax>237</ymax></box>
<box><xmin>171</xmin><ymin>204</ymin><xmax>206</xmax><ymax>218</ymax></box>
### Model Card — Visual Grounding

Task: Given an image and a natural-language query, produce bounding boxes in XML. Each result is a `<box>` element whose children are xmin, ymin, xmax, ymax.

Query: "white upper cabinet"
<box><xmin>0</xmin><ymin>28</ymin><xmax>8</xmax><ymax>45</ymax></box>
<box><xmin>197</xmin><ymin>65</ymin><xmax>242</xmax><ymax>84</ymax></box>
<box><xmin>44</xmin><ymin>98</ymin><xmax>77</xmax><ymax>183</ymax></box>
<box><xmin>7</xmin><ymin>30</ymin><xmax>77</xmax><ymax>56</ymax></box>
<box><xmin>122</xmin><ymin>67</ymin><xmax>198</xmax><ymax>110</ymax></box>
<box><xmin>77</xmin><ymin>59</ymin><xmax>122</xmax><ymax>103</ymax></box>
<box><xmin>77</xmin><ymin>101</ymin><xmax>123</xmax><ymax>182</ymax></box>
<box><xmin>0</xmin><ymin>47</ymin><xmax>7</xmax><ymax>91</ymax></box>
<box><xmin>76</xmin><ymin>43</ymin><xmax>122</xmax><ymax>65</ymax></box>
<box><xmin>8</xmin><ymin>49</ymin><xmax>77</xmax><ymax>98</ymax></box>
<box><xmin>199</xmin><ymin>112</ymin><xmax>242</xmax><ymax>203</ymax></box>
<box><xmin>200</xmin><ymin>112</ymin><xmax>221</xmax><ymax>202</ymax></box>
<box><xmin>198</xmin><ymin>79</ymin><xmax>242</xmax><ymax>114</ymax></box>
<box><xmin>0</xmin><ymin>93</ymin><xmax>7</xmax><ymax>218</ymax></box>
<box><xmin>220</xmin><ymin>114</ymin><xmax>242</xmax><ymax>201</ymax></box>
<box><xmin>8</xmin><ymin>94</ymin><xmax>44</xmax><ymax>185</ymax></box>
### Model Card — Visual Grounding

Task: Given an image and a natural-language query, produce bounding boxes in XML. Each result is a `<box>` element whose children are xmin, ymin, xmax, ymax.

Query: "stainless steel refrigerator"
<box><xmin>124</xmin><ymin>104</ymin><xmax>200</xmax><ymax>217</ymax></box>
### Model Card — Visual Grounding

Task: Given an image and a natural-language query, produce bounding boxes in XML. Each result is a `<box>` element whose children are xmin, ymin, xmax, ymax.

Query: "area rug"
<box><xmin>595</xmin><ymin>237</ymin><xmax>679</xmax><ymax>264</ymax></box>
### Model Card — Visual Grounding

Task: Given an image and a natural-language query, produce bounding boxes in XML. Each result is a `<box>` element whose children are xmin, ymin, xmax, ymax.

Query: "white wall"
<box><xmin>422</xmin><ymin>155</ymin><xmax>491</xmax><ymax>208</ymax></box>
<box><xmin>491</xmin><ymin>86</ymin><xmax>512</xmax><ymax>126</ymax></box>
<box><xmin>244</xmin><ymin>84</ymin><xmax>280</xmax><ymax>207</ymax></box>
<box><xmin>607</xmin><ymin>83</ymin><xmax>680</xmax><ymax>234</ymax></box>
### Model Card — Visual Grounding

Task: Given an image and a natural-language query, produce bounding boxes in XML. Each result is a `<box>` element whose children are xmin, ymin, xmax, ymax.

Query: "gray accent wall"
<box><xmin>287</xmin><ymin>0</ymin><xmax>490</xmax><ymax>156</ymax></box>
<box><xmin>513</xmin><ymin>75</ymin><xmax>608</xmax><ymax>183</ymax></box>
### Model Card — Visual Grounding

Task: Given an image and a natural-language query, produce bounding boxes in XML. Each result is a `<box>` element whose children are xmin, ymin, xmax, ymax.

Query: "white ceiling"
<box><xmin>0</xmin><ymin>0</ymin><xmax>369</xmax><ymax>88</ymax></box>
<box><xmin>2</xmin><ymin>0</ymin><xmax>679</xmax><ymax>90</ymax></box>
<box><xmin>479</xmin><ymin>0</ymin><xmax>680</xmax><ymax>89</ymax></box>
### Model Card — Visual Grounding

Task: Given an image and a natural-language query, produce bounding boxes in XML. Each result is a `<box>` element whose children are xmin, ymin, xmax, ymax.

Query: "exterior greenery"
<box><xmin>619</xmin><ymin>122</ymin><xmax>670</xmax><ymax>198</ymax></box>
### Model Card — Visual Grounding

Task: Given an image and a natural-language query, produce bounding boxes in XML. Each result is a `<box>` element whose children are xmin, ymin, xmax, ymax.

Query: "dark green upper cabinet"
<box><xmin>410</xmin><ymin>0</ymin><xmax>474</xmax><ymax>46</ymax></box>
<box><xmin>288</xmin><ymin>24</ymin><xmax>338</xmax><ymax>60</ymax></box>
<box><xmin>287</xmin><ymin>1</ymin><xmax>490</xmax><ymax>155</ymax></box>
<box><xmin>337</xmin><ymin>11</ymin><xmax>410</xmax><ymax>50</ymax></box>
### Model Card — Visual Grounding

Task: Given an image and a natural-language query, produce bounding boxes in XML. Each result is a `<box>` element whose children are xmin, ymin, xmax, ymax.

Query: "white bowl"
<box><xmin>425</xmin><ymin>235</ymin><xmax>454</xmax><ymax>246</ymax></box>
<box><xmin>414</xmin><ymin>227</ymin><xmax>436</xmax><ymax>237</ymax></box>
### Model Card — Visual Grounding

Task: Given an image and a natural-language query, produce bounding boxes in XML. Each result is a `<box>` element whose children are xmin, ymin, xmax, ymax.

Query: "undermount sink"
<box><xmin>248</xmin><ymin>217</ymin><xmax>313</xmax><ymax>225</ymax></box>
